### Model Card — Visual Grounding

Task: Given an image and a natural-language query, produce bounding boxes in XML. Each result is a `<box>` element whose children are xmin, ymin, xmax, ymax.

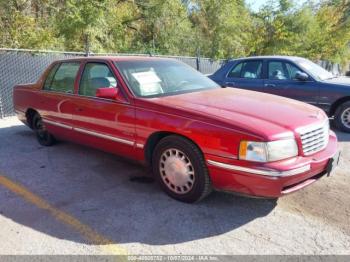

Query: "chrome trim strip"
<box><xmin>74</xmin><ymin>127</ymin><xmax>134</xmax><ymax>146</ymax></box>
<box><xmin>296</xmin><ymin>119</ymin><xmax>328</xmax><ymax>134</ymax></box>
<box><xmin>43</xmin><ymin>119</ymin><xmax>72</xmax><ymax>130</ymax></box>
<box><xmin>297</xmin><ymin>120</ymin><xmax>329</xmax><ymax>156</ymax></box>
<box><xmin>136</xmin><ymin>143</ymin><xmax>144</xmax><ymax>149</ymax></box>
<box><xmin>207</xmin><ymin>160</ymin><xmax>311</xmax><ymax>177</ymax></box>
<box><xmin>42</xmin><ymin>119</ymin><xmax>136</xmax><ymax>146</ymax></box>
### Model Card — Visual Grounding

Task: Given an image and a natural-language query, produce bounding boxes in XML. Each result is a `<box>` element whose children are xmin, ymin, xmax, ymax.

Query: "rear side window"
<box><xmin>44</xmin><ymin>62</ymin><xmax>80</xmax><ymax>93</ymax></box>
<box><xmin>228</xmin><ymin>61</ymin><xmax>262</xmax><ymax>79</ymax></box>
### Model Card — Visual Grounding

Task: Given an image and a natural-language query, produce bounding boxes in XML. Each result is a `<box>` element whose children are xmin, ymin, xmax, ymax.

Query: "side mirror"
<box><xmin>295</xmin><ymin>71</ymin><xmax>309</xmax><ymax>81</ymax></box>
<box><xmin>96</xmin><ymin>87</ymin><xmax>119</xmax><ymax>99</ymax></box>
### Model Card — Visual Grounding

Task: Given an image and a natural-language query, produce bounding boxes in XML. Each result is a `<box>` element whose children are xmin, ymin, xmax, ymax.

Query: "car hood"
<box><xmin>150</xmin><ymin>88</ymin><xmax>327</xmax><ymax>140</ymax></box>
<box><xmin>321</xmin><ymin>77</ymin><xmax>350</xmax><ymax>86</ymax></box>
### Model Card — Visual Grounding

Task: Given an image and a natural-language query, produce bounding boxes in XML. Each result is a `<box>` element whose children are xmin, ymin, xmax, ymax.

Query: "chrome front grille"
<box><xmin>299</xmin><ymin>121</ymin><xmax>329</xmax><ymax>156</ymax></box>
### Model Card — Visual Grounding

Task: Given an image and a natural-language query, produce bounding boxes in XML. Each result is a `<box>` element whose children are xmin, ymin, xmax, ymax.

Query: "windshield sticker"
<box><xmin>132</xmin><ymin>71</ymin><xmax>161</xmax><ymax>85</ymax></box>
<box><xmin>132</xmin><ymin>71</ymin><xmax>163</xmax><ymax>96</ymax></box>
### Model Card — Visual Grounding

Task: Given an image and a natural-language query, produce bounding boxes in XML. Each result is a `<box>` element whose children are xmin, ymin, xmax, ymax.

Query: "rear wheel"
<box><xmin>152</xmin><ymin>135</ymin><xmax>212</xmax><ymax>203</ymax></box>
<box><xmin>334</xmin><ymin>101</ymin><xmax>350</xmax><ymax>133</ymax></box>
<box><xmin>32</xmin><ymin>114</ymin><xmax>55</xmax><ymax>146</ymax></box>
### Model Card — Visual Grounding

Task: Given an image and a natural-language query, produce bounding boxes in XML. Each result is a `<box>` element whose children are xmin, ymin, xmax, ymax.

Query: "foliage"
<box><xmin>188</xmin><ymin>0</ymin><xmax>253</xmax><ymax>59</ymax></box>
<box><xmin>0</xmin><ymin>0</ymin><xmax>349</xmax><ymax>63</ymax></box>
<box><xmin>250</xmin><ymin>0</ymin><xmax>350</xmax><ymax>64</ymax></box>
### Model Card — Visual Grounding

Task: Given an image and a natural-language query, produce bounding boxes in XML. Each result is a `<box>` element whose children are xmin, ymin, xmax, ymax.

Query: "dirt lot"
<box><xmin>0</xmin><ymin>117</ymin><xmax>349</xmax><ymax>255</ymax></box>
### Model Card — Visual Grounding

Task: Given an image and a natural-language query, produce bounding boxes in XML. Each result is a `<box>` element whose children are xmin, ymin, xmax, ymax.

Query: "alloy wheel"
<box><xmin>341</xmin><ymin>107</ymin><xmax>350</xmax><ymax>129</ymax></box>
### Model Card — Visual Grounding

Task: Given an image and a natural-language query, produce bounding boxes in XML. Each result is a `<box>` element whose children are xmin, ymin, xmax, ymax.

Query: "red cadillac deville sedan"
<box><xmin>13</xmin><ymin>57</ymin><xmax>340</xmax><ymax>203</ymax></box>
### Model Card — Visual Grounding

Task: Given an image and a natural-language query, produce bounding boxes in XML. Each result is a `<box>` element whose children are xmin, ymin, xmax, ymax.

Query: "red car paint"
<box><xmin>13</xmin><ymin>57</ymin><xmax>338</xmax><ymax>198</ymax></box>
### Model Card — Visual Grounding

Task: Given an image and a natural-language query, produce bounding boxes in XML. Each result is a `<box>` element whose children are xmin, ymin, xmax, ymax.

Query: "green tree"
<box><xmin>0</xmin><ymin>0</ymin><xmax>349</xmax><ymax>64</ymax></box>
<box><xmin>130</xmin><ymin>0</ymin><xmax>194</xmax><ymax>55</ymax></box>
<box><xmin>189</xmin><ymin>0</ymin><xmax>253</xmax><ymax>59</ymax></box>
<box><xmin>56</xmin><ymin>0</ymin><xmax>111</xmax><ymax>52</ymax></box>
<box><xmin>0</xmin><ymin>0</ymin><xmax>61</xmax><ymax>49</ymax></box>
<box><xmin>250</xmin><ymin>0</ymin><xmax>350</xmax><ymax>64</ymax></box>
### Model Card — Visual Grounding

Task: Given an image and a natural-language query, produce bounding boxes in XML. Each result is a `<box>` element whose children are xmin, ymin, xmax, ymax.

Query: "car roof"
<box><xmin>53</xmin><ymin>56</ymin><xmax>176</xmax><ymax>63</ymax></box>
<box><xmin>230</xmin><ymin>55</ymin><xmax>306</xmax><ymax>62</ymax></box>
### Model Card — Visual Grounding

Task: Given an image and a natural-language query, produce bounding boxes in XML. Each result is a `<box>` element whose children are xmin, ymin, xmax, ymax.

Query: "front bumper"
<box><xmin>207</xmin><ymin>131</ymin><xmax>338</xmax><ymax>198</ymax></box>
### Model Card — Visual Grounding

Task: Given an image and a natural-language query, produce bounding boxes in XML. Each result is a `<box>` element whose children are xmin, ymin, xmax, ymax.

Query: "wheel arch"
<box><xmin>25</xmin><ymin>108</ymin><xmax>39</xmax><ymax>129</ymax></box>
<box><xmin>329</xmin><ymin>96</ymin><xmax>350</xmax><ymax>117</ymax></box>
<box><xmin>144</xmin><ymin>131</ymin><xmax>204</xmax><ymax>166</ymax></box>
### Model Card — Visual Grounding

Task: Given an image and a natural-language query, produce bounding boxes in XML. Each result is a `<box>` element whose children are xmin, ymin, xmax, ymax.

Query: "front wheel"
<box><xmin>152</xmin><ymin>135</ymin><xmax>212</xmax><ymax>203</ymax></box>
<box><xmin>32</xmin><ymin>114</ymin><xmax>55</xmax><ymax>146</ymax></box>
<box><xmin>334</xmin><ymin>101</ymin><xmax>350</xmax><ymax>133</ymax></box>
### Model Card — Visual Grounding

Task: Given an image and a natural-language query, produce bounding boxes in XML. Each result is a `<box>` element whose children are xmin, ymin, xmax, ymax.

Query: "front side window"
<box><xmin>115</xmin><ymin>60</ymin><xmax>219</xmax><ymax>98</ymax></box>
<box><xmin>79</xmin><ymin>63</ymin><xmax>117</xmax><ymax>97</ymax></box>
<box><xmin>268</xmin><ymin>61</ymin><xmax>287</xmax><ymax>80</ymax></box>
<box><xmin>268</xmin><ymin>61</ymin><xmax>306</xmax><ymax>80</ymax></box>
<box><xmin>228</xmin><ymin>61</ymin><xmax>262</xmax><ymax>79</ymax></box>
<box><xmin>44</xmin><ymin>62</ymin><xmax>80</xmax><ymax>93</ymax></box>
<box><xmin>286</xmin><ymin>63</ymin><xmax>302</xmax><ymax>80</ymax></box>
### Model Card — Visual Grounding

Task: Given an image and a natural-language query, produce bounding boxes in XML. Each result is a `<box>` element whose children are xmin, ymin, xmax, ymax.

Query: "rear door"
<box><xmin>263</xmin><ymin>60</ymin><xmax>319</xmax><ymax>105</ymax></box>
<box><xmin>39</xmin><ymin>62</ymin><xmax>80</xmax><ymax>135</ymax></box>
<box><xmin>70</xmin><ymin>61</ymin><xmax>136</xmax><ymax>157</ymax></box>
<box><xmin>223</xmin><ymin>60</ymin><xmax>264</xmax><ymax>92</ymax></box>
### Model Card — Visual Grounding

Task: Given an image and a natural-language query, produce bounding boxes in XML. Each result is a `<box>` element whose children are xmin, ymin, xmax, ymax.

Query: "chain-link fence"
<box><xmin>0</xmin><ymin>48</ymin><xmax>343</xmax><ymax>119</ymax></box>
<box><xmin>0</xmin><ymin>49</ymin><xmax>225</xmax><ymax>118</ymax></box>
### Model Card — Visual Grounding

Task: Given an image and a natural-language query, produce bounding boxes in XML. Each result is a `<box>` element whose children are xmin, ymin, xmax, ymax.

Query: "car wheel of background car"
<box><xmin>32</xmin><ymin>114</ymin><xmax>55</xmax><ymax>146</ymax></box>
<box><xmin>334</xmin><ymin>101</ymin><xmax>350</xmax><ymax>133</ymax></box>
<box><xmin>152</xmin><ymin>135</ymin><xmax>212</xmax><ymax>203</ymax></box>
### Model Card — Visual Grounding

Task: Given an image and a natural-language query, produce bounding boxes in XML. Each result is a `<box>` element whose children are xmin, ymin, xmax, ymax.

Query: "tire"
<box><xmin>32</xmin><ymin>114</ymin><xmax>55</xmax><ymax>146</ymax></box>
<box><xmin>334</xmin><ymin>101</ymin><xmax>350</xmax><ymax>133</ymax></box>
<box><xmin>152</xmin><ymin>135</ymin><xmax>212</xmax><ymax>203</ymax></box>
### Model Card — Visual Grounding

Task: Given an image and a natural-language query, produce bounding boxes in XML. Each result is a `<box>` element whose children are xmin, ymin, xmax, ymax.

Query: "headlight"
<box><xmin>239</xmin><ymin>139</ymin><xmax>298</xmax><ymax>162</ymax></box>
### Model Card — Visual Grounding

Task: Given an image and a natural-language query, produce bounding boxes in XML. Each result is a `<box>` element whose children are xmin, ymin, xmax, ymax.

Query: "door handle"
<box><xmin>225</xmin><ymin>82</ymin><xmax>235</xmax><ymax>87</ymax></box>
<box><xmin>75</xmin><ymin>107</ymin><xmax>83</xmax><ymax>112</ymax></box>
<box><xmin>264</xmin><ymin>84</ymin><xmax>276</xmax><ymax>88</ymax></box>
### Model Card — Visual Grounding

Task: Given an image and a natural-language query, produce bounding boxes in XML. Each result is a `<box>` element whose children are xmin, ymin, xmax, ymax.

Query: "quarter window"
<box><xmin>44</xmin><ymin>62</ymin><xmax>80</xmax><ymax>93</ymax></box>
<box><xmin>43</xmin><ymin>64</ymin><xmax>59</xmax><ymax>90</ymax></box>
<box><xmin>79</xmin><ymin>63</ymin><xmax>117</xmax><ymax>97</ymax></box>
<box><xmin>228</xmin><ymin>61</ymin><xmax>262</xmax><ymax>79</ymax></box>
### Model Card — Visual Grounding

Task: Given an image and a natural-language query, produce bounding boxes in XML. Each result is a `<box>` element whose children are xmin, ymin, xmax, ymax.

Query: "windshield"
<box><xmin>114</xmin><ymin>59</ymin><xmax>219</xmax><ymax>98</ymax></box>
<box><xmin>296</xmin><ymin>59</ymin><xmax>334</xmax><ymax>81</ymax></box>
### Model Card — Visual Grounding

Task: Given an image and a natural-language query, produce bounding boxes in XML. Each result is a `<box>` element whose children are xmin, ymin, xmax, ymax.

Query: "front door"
<box><xmin>70</xmin><ymin>62</ymin><xmax>136</xmax><ymax>158</ymax></box>
<box><xmin>263</xmin><ymin>60</ymin><xmax>319</xmax><ymax>105</ymax></box>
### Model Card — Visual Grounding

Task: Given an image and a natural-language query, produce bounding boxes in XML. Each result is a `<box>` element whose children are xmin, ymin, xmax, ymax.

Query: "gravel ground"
<box><xmin>0</xmin><ymin>117</ymin><xmax>349</xmax><ymax>255</ymax></box>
